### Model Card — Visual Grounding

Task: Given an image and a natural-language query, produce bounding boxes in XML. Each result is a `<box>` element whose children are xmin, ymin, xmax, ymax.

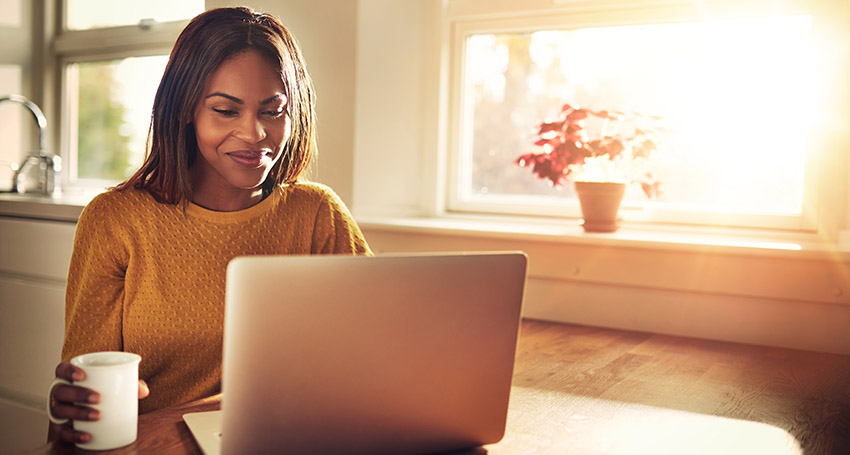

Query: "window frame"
<box><xmin>51</xmin><ymin>1</ymin><xmax>194</xmax><ymax>189</ymax></box>
<box><xmin>444</xmin><ymin>0</ymin><xmax>837</xmax><ymax>234</ymax></box>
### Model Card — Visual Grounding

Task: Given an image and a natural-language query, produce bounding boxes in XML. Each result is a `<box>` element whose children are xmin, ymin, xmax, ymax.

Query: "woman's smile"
<box><xmin>226</xmin><ymin>149</ymin><xmax>273</xmax><ymax>169</ymax></box>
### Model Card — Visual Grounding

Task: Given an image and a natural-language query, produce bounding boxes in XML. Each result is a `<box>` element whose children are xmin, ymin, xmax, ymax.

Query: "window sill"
<box><xmin>356</xmin><ymin>213</ymin><xmax>850</xmax><ymax>261</ymax></box>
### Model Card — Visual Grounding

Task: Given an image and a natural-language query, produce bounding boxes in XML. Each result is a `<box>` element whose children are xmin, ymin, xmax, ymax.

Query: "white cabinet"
<box><xmin>0</xmin><ymin>216</ymin><xmax>75</xmax><ymax>452</ymax></box>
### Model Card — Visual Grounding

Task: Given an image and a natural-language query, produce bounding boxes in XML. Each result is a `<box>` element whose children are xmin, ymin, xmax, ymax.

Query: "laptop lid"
<box><xmin>220</xmin><ymin>252</ymin><xmax>527</xmax><ymax>455</ymax></box>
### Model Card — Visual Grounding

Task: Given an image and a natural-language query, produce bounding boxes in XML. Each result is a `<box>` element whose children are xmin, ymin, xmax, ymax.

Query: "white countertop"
<box><xmin>0</xmin><ymin>189</ymin><xmax>103</xmax><ymax>222</ymax></box>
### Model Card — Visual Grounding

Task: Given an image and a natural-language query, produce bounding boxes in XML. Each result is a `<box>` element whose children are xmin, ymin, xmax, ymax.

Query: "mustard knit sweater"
<box><xmin>63</xmin><ymin>182</ymin><xmax>371</xmax><ymax>413</ymax></box>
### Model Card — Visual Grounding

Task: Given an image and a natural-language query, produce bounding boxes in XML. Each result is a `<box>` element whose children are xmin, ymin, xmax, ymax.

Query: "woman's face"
<box><xmin>191</xmin><ymin>50</ymin><xmax>291</xmax><ymax>208</ymax></box>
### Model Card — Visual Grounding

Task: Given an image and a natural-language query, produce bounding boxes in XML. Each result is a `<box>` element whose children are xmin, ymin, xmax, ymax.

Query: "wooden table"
<box><xmin>27</xmin><ymin>319</ymin><xmax>850</xmax><ymax>454</ymax></box>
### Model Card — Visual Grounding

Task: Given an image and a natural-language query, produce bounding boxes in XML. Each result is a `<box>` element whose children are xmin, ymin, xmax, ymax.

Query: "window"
<box><xmin>55</xmin><ymin>0</ymin><xmax>204</xmax><ymax>185</ymax></box>
<box><xmin>65</xmin><ymin>1</ymin><xmax>202</xmax><ymax>30</ymax></box>
<box><xmin>65</xmin><ymin>56</ymin><xmax>168</xmax><ymax>180</ymax></box>
<box><xmin>447</xmin><ymin>1</ymin><xmax>838</xmax><ymax>232</ymax></box>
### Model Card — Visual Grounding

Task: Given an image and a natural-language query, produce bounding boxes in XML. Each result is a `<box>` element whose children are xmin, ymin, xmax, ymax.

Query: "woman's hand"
<box><xmin>48</xmin><ymin>362</ymin><xmax>150</xmax><ymax>445</ymax></box>
<box><xmin>49</xmin><ymin>362</ymin><xmax>98</xmax><ymax>444</ymax></box>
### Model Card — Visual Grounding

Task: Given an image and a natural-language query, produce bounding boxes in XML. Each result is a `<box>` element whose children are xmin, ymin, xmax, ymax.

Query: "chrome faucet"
<box><xmin>0</xmin><ymin>94</ymin><xmax>59</xmax><ymax>194</ymax></box>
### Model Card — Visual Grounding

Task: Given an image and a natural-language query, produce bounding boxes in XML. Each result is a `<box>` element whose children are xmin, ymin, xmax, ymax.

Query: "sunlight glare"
<box><xmin>495</xmin><ymin>388</ymin><xmax>804</xmax><ymax>455</ymax></box>
<box><xmin>464</xmin><ymin>14</ymin><xmax>816</xmax><ymax>214</ymax></box>
<box><xmin>467</xmin><ymin>35</ymin><xmax>509</xmax><ymax>103</ymax></box>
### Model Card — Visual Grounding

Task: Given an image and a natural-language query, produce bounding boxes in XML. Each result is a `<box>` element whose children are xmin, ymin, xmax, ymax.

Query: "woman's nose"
<box><xmin>234</xmin><ymin>115</ymin><xmax>266</xmax><ymax>143</ymax></box>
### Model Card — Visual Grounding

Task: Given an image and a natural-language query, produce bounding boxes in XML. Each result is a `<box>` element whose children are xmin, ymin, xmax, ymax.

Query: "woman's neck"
<box><xmin>191</xmin><ymin>188</ymin><xmax>264</xmax><ymax>212</ymax></box>
<box><xmin>189</xmin><ymin>166</ymin><xmax>265</xmax><ymax>212</ymax></box>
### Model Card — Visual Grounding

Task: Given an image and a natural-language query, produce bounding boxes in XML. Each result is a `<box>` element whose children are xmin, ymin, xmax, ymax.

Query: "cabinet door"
<box><xmin>0</xmin><ymin>277</ymin><xmax>65</xmax><ymax>406</ymax></box>
<box><xmin>0</xmin><ymin>217</ymin><xmax>75</xmax><ymax>451</ymax></box>
<box><xmin>0</xmin><ymin>280</ymin><xmax>64</xmax><ymax>453</ymax></box>
<box><xmin>0</xmin><ymin>217</ymin><xmax>76</xmax><ymax>281</ymax></box>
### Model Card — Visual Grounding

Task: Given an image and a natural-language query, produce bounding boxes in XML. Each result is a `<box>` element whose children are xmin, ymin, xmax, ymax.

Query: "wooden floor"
<box><xmin>505</xmin><ymin>319</ymin><xmax>850</xmax><ymax>455</ymax></box>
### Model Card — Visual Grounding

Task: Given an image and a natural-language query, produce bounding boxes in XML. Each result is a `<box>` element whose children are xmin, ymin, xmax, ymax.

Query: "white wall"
<box><xmin>354</xmin><ymin>0</ymin><xmax>436</xmax><ymax>217</ymax></box>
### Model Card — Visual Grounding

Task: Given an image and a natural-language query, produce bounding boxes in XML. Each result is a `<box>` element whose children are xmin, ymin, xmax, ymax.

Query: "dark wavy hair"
<box><xmin>117</xmin><ymin>7</ymin><xmax>316</xmax><ymax>203</ymax></box>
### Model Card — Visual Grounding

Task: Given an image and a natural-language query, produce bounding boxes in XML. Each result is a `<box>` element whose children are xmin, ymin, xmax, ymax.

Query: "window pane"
<box><xmin>68</xmin><ymin>56</ymin><xmax>167</xmax><ymax>180</ymax></box>
<box><xmin>460</xmin><ymin>15</ymin><xmax>813</xmax><ymax>216</ymax></box>
<box><xmin>65</xmin><ymin>0</ymin><xmax>203</xmax><ymax>30</ymax></box>
<box><xmin>0</xmin><ymin>64</ymin><xmax>23</xmax><ymax>187</ymax></box>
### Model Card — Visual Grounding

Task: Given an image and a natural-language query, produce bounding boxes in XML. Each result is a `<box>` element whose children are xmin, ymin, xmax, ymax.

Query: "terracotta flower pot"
<box><xmin>573</xmin><ymin>181</ymin><xmax>627</xmax><ymax>233</ymax></box>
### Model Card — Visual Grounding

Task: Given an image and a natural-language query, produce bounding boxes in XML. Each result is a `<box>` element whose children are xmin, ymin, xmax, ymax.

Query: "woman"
<box><xmin>48</xmin><ymin>7</ymin><xmax>371</xmax><ymax>445</ymax></box>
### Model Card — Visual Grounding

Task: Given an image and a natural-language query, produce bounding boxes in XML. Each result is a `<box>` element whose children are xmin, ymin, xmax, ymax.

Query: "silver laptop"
<box><xmin>185</xmin><ymin>252</ymin><xmax>527</xmax><ymax>455</ymax></box>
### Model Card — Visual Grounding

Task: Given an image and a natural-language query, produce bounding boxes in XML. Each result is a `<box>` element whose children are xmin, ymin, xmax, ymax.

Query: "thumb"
<box><xmin>138</xmin><ymin>380</ymin><xmax>150</xmax><ymax>399</ymax></box>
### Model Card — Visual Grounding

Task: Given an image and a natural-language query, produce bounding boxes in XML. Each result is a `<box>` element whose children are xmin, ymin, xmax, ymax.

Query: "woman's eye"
<box><xmin>212</xmin><ymin>108</ymin><xmax>238</xmax><ymax>117</ymax></box>
<box><xmin>263</xmin><ymin>109</ymin><xmax>285</xmax><ymax>118</ymax></box>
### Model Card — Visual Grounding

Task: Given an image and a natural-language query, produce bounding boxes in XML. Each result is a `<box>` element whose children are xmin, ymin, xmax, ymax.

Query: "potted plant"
<box><xmin>515</xmin><ymin>103</ymin><xmax>664</xmax><ymax>232</ymax></box>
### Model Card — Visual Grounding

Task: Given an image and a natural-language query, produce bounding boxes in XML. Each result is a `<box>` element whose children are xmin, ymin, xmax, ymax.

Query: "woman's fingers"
<box><xmin>51</xmin><ymin>401</ymin><xmax>100</xmax><ymax>422</ymax></box>
<box><xmin>52</xmin><ymin>382</ymin><xmax>99</xmax><ymax>407</ymax></box>
<box><xmin>54</xmin><ymin>362</ymin><xmax>85</xmax><ymax>382</ymax></box>
<box><xmin>49</xmin><ymin>371</ymin><xmax>100</xmax><ymax>442</ymax></box>
<box><xmin>49</xmin><ymin>383</ymin><xmax>98</xmax><ymax>445</ymax></box>
<box><xmin>52</xmin><ymin>422</ymin><xmax>92</xmax><ymax>444</ymax></box>
<box><xmin>50</xmin><ymin>361</ymin><xmax>101</xmax><ymax>445</ymax></box>
<box><xmin>138</xmin><ymin>380</ymin><xmax>150</xmax><ymax>399</ymax></box>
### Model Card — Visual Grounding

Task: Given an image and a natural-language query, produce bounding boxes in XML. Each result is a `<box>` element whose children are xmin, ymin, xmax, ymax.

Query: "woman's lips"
<box><xmin>227</xmin><ymin>150</ymin><xmax>270</xmax><ymax>169</ymax></box>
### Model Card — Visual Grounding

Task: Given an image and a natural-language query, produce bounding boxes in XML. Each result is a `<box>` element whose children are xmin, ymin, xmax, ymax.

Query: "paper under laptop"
<box><xmin>184</xmin><ymin>252</ymin><xmax>527</xmax><ymax>455</ymax></box>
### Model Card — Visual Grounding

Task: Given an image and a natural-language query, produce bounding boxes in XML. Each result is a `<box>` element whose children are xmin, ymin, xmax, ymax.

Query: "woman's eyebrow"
<box><xmin>206</xmin><ymin>92</ymin><xmax>242</xmax><ymax>103</ymax></box>
<box><xmin>204</xmin><ymin>93</ymin><xmax>285</xmax><ymax>105</ymax></box>
<box><xmin>261</xmin><ymin>94</ymin><xmax>285</xmax><ymax>105</ymax></box>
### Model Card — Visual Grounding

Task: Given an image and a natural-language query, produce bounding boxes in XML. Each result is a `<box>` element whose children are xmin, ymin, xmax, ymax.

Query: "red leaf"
<box><xmin>566</xmin><ymin>109</ymin><xmax>589</xmax><ymax>121</ymax></box>
<box><xmin>537</xmin><ymin>121</ymin><xmax>564</xmax><ymax>134</ymax></box>
<box><xmin>596</xmin><ymin>110</ymin><xmax>622</xmax><ymax>120</ymax></box>
<box><xmin>641</xmin><ymin>181</ymin><xmax>661</xmax><ymax>199</ymax></box>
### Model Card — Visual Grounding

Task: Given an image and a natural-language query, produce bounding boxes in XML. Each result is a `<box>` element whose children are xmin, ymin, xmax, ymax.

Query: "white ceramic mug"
<box><xmin>47</xmin><ymin>351</ymin><xmax>142</xmax><ymax>451</ymax></box>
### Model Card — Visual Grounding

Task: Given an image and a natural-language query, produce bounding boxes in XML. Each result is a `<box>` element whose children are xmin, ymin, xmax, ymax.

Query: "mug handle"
<box><xmin>46</xmin><ymin>378</ymin><xmax>71</xmax><ymax>425</ymax></box>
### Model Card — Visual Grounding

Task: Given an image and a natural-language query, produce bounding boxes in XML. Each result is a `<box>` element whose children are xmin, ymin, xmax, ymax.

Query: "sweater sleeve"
<box><xmin>62</xmin><ymin>193</ymin><xmax>128</xmax><ymax>361</ymax></box>
<box><xmin>310</xmin><ymin>186</ymin><xmax>372</xmax><ymax>255</ymax></box>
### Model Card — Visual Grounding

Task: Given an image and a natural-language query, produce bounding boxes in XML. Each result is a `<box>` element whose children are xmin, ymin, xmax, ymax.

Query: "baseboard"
<box><xmin>522</xmin><ymin>277</ymin><xmax>850</xmax><ymax>355</ymax></box>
